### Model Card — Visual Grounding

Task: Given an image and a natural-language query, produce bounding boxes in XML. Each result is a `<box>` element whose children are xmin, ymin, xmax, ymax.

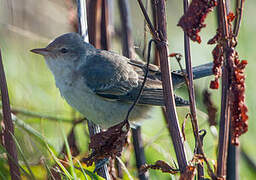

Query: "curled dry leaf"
<box><xmin>178</xmin><ymin>0</ymin><xmax>217</xmax><ymax>43</ymax></box>
<box><xmin>83</xmin><ymin>121</ymin><xmax>129</xmax><ymax>166</ymax></box>
<box><xmin>140</xmin><ymin>160</ymin><xmax>179</xmax><ymax>175</ymax></box>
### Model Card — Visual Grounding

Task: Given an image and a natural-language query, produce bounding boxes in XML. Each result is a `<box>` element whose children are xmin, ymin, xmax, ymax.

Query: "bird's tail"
<box><xmin>172</xmin><ymin>62</ymin><xmax>213</xmax><ymax>89</ymax></box>
<box><xmin>192</xmin><ymin>62</ymin><xmax>213</xmax><ymax>80</ymax></box>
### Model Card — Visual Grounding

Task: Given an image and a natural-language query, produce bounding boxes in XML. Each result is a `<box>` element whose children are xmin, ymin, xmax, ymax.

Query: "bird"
<box><xmin>31</xmin><ymin>32</ymin><xmax>213</xmax><ymax>129</ymax></box>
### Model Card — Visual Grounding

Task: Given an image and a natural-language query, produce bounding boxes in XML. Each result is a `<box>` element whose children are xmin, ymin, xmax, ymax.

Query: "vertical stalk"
<box><xmin>227</xmin><ymin>126</ymin><xmax>239</xmax><ymax>180</ymax></box>
<box><xmin>181</xmin><ymin>0</ymin><xmax>211</xmax><ymax>178</ymax></box>
<box><xmin>154</xmin><ymin>0</ymin><xmax>188</xmax><ymax>172</ymax></box>
<box><xmin>150</xmin><ymin>0</ymin><xmax>160</xmax><ymax>66</ymax></box>
<box><xmin>132</xmin><ymin>126</ymin><xmax>148</xmax><ymax>180</ymax></box>
<box><xmin>0</xmin><ymin>50</ymin><xmax>21</xmax><ymax>179</ymax></box>
<box><xmin>87</xmin><ymin>0</ymin><xmax>102</xmax><ymax>47</ymax></box>
<box><xmin>118</xmin><ymin>0</ymin><xmax>135</xmax><ymax>59</ymax></box>
<box><xmin>100</xmin><ymin>0</ymin><xmax>110</xmax><ymax>50</ymax></box>
<box><xmin>216</xmin><ymin>0</ymin><xmax>232</xmax><ymax>179</ymax></box>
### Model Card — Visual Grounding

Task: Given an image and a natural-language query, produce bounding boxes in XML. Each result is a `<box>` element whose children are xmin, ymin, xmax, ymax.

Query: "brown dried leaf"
<box><xmin>83</xmin><ymin>121</ymin><xmax>129</xmax><ymax>166</ymax></box>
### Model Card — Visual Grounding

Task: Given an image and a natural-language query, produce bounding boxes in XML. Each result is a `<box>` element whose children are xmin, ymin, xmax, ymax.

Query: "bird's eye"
<box><xmin>60</xmin><ymin>48</ymin><xmax>68</xmax><ymax>53</ymax></box>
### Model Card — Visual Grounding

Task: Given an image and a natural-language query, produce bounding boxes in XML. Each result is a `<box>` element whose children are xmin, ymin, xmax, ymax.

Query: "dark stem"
<box><xmin>227</xmin><ymin>123</ymin><xmax>239</xmax><ymax>180</ymax></box>
<box><xmin>87</xmin><ymin>0</ymin><xmax>102</xmax><ymax>47</ymax></box>
<box><xmin>100</xmin><ymin>0</ymin><xmax>110</xmax><ymax>50</ymax></box>
<box><xmin>142</xmin><ymin>0</ymin><xmax>149</xmax><ymax>59</ymax></box>
<box><xmin>233</xmin><ymin>0</ymin><xmax>244</xmax><ymax>37</ymax></box>
<box><xmin>216</xmin><ymin>0</ymin><xmax>232</xmax><ymax>179</ymax></box>
<box><xmin>137</xmin><ymin>0</ymin><xmax>158</xmax><ymax>40</ymax></box>
<box><xmin>197</xmin><ymin>130</ymin><xmax>206</xmax><ymax>180</ymax></box>
<box><xmin>124</xmin><ymin>39</ymin><xmax>154</xmax><ymax>123</ymax></box>
<box><xmin>118</xmin><ymin>0</ymin><xmax>135</xmax><ymax>59</ymax></box>
<box><xmin>150</xmin><ymin>0</ymin><xmax>160</xmax><ymax>66</ymax></box>
<box><xmin>0</xmin><ymin>49</ymin><xmax>21</xmax><ymax>179</ymax></box>
<box><xmin>154</xmin><ymin>0</ymin><xmax>188</xmax><ymax>172</ymax></box>
<box><xmin>132</xmin><ymin>126</ymin><xmax>148</xmax><ymax>180</ymax></box>
<box><xmin>182</xmin><ymin>0</ymin><xmax>215</xmax><ymax>179</ymax></box>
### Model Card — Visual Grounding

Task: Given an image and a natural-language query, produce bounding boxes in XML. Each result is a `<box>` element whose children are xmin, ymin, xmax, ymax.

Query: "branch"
<box><xmin>216</xmin><ymin>0</ymin><xmax>232</xmax><ymax>179</ymax></box>
<box><xmin>233</xmin><ymin>0</ymin><xmax>244</xmax><ymax>38</ymax></box>
<box><xmin>153</xmin><ymin>0</ymin><xmax>188</xmax><ymax>172</ymax></box>
<box><xmin>132</xmin><ymin>125</ymin><xmax>149</xmax><ymax>180</ymax></box>
<box><xmin>182</xmin><ymin>0</ymin><xmax>216</xmax><ymax>179</ymax></box>
<box><xmin>0</xmin><ymin>49</ymin><xmax>21</xmax><ymax>179</ymax></box>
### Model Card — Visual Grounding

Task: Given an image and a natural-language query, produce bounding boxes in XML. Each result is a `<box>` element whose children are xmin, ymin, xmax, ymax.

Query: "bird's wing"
<box><xmin>78</xmin><ymin>50</ymin><xmax>139</xmax><ymax>96</ymax></box>
<box><xmin>78</xmin><ymin>50</ymin><xmax>189</xmax><ymax>106</ymax></box>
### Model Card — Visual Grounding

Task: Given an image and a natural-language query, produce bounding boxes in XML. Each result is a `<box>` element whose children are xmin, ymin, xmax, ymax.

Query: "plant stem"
<box><xmin>0</xmin><ymin>49</ymin><xmax>21</xmax><ymax>179</ymax></box>
<box><xmin>154</xmin><ymin>0</ymin><xmax>188</xmax><ymax>172</ymax></box>
<box><xmin>216</xmin><ymin>0</ymin><xmax>232</xmax><ymax>179</ymax></box>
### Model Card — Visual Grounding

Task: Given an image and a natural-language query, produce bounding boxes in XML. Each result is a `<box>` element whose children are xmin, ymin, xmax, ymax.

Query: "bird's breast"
<box><xmin>57</xmin><ymin>77</ymin><xmax>150</xmax><ymax>128</ymax></box>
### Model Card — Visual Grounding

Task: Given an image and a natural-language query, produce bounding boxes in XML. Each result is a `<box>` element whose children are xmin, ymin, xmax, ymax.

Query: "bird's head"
<box><xmin>31</xmin><ymin>32</ymin><xmax>95</xmax><ymax>78</ymax></box>
<box><xmin>31</xmin><ymin>32</ymin><xmax>95</xmax><ymax>63</ymax></box>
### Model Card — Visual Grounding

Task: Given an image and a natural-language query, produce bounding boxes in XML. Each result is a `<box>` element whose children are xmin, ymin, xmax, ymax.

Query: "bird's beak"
<box><xmin>30</xmin><ymin>48</ymin><xmax>49</xmax><ymax>56</ymax></box>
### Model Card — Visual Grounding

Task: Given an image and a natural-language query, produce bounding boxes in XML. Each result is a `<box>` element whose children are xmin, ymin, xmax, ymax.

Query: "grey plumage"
<box><xmin>31</xmin><ymin>32</ymin><xmax>213</xmax><ymax>128</ymax></box>
<box><xmin>78</xmin><ymin>49</ymin><xmax>213</xmax><ymax>106</ymax></box>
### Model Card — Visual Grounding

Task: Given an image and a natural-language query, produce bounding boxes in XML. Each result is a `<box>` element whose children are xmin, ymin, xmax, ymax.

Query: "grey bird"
<box><xmin>31</xmin><ymin>33</ymin><xmax>213</xmax><ymax>128</ymax></box>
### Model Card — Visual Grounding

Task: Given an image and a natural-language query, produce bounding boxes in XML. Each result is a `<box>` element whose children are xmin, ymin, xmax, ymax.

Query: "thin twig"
<box><xmin>137</xmin><ymin>0</ymin><xmax>158</xmax><ymax>40</ymax></box>
<box><xmin>233</xmin><ymin>0</ymin><xmax>244</xmax><ymax>38</ymax></box>
<box><xmin>151</xmin><ymin>0</ymin><xmax>160</xmax><ymax>66</ymax></box>
<box><xmin>176</xmin><ymin>57</ymin><xmax>216</xmax><ymax>179</ymax></box>
<box><xmin>142</xmin><ymin>0</ymin><xmax>149</xmax><ymax>59</ymax></box>
<box><xmin>181</xmin><ymin>0</ymin><xmax>216</xmax><ymax>179</ymax></box>
<box><xmin>0</xmin><ymin>49</ymin><xmax>21</xmax><ymax>179</ymax></box>
<box><xmin>124</xmin><ymin>39</ymin><xmax>155</xmax><ymax>123</ymax></box>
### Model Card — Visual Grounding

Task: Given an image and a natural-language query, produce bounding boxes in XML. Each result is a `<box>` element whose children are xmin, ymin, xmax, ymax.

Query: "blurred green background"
<box><xmin>0</xmin><ymin>0</ymin><xmax>255</xmax><ymax>179</ymax></box>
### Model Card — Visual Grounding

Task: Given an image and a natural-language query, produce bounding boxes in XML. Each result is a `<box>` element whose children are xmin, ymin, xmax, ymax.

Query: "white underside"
<box><xmin>46</xmin><ymin>58</ymin><xmax>150</xmax><ymax>129</ymax></box>
<box><xmin>59</xmin><ymin>77</ymin><xmax>150</xmax><ymax>128</ymax></box>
